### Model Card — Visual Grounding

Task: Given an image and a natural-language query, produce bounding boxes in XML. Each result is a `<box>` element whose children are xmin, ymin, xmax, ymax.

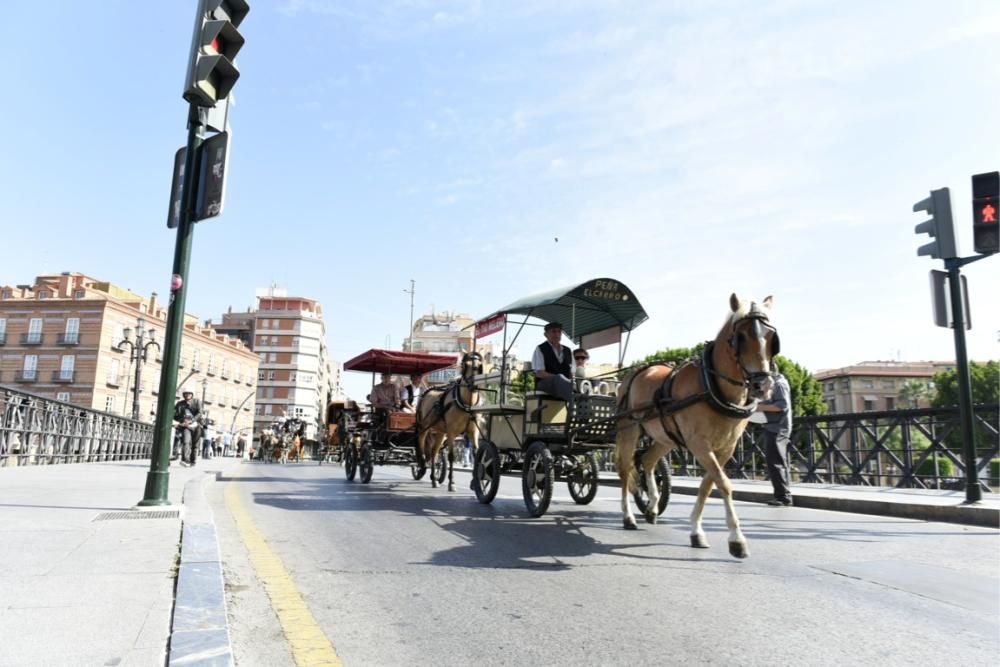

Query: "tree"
<box><xmin>630</xmin><ymin>345</ymin><xmax>826</xmax><ymax>417</ymax></box>
<box><xmin>898</xmin><ymin>379</ymin><xmax>932</xmax><ymax>408</ymax></box>
<box><xmin>931</xmin><ymin>361</ymin><xmax>999</xmax><ymax>408</ymax></box>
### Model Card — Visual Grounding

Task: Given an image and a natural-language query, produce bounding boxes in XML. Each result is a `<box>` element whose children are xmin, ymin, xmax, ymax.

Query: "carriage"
<box><xmin>468</xmin><ymin>277</ymin><xmax>671</xmax><ymax>517</ymax></box>
<box><xmin>337</xmin><ymin>348</ymin><xmax>460</xmax><ymax>484</ymax></box>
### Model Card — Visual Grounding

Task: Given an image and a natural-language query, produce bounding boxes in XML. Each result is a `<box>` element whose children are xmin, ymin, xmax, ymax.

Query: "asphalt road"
<box><xmin>210</xmin><ymin>461</ymin><xmax>1000</xmax><ymax>666</ymax></box>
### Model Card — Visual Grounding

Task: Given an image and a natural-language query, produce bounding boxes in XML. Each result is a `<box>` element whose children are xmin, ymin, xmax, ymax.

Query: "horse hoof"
<box><xmin>431</xmin><ymin>481</ymin><xmax>438</xmax><ymax>489</ymax></box>
<box><xmin>448</xmin><ymin>483</ymin><xmax>455</xmax><ymax>492</ymax></box>
<box><xmin>728</xmin><ymin>541</ymin><xmax>750</xmax><ymax>559</ymax></box>
<box><xmin>690</xmin><ymin>534</ymin><xmax>709</xmax><ymax>549</ymax></box>
<box><xmin>624</xmin><ymin>518</ymin><xmax>638</xmax><ymax>531</ymax></box>
<box><xmin>643</xmin><ymin>509</ymin><xmax>658</xmax><ymax>525</ymax></box>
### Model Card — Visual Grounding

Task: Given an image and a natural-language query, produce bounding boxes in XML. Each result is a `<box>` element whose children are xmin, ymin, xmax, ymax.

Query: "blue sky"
<box><xmin>2</xmin><ymin>1</ymin><xmax>998</xmax><ymax>401</ymax></box>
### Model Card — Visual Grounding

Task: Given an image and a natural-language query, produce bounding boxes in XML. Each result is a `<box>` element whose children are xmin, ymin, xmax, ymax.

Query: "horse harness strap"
<box><xmin>698</xmin><ymin>342</ymin><xmax>759</xmax><ymax>419</ymax></box>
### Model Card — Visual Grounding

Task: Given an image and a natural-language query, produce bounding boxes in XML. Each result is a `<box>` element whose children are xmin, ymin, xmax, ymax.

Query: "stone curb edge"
<box><xmin>168</xmin><ymin>473</ymin><xmax>234</xmax><ymax>667</ymax></box>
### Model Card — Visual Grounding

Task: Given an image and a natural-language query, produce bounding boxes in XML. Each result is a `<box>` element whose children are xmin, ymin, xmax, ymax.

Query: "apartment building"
<box><xmin>402</xmin><ymin>311</ymin><xmax>475</xmax><ymax>384</ymax></box>
<box><xmin>814</xmin><ymin>360</ymin><xmax>956</xmax><ymax>413</ymax></box>
<box><xmin>0</xmin><ymin>272</ymin><xmax>259</xmax><ymax>437</ymax></box>
<box><xmin>214</xmin><ymin>288</ymin><xmax>339</xmax><ymax>439</ymax></box>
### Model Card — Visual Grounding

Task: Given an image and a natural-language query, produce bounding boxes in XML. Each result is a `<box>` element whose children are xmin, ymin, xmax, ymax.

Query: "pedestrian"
<box><xmin>173</xmin><ymin>391</ymin><xmax>201</xmax><ymax>467</ymax></box>
<box><xmin>202</xmin><ymin>422</ymin><xmax>215</xmax><ymax>460</ymax></box>
<box><xmin>236</xmin><ymin>434</ymin><xmax>246</xmax><ymax>458</ymax></box>
<box><xmin>223</xmin><ymin>430</ymin><xmax>233</xmax><ymax>457</ymax></box>
<box><xmin>462</xmin><ymin>434</ymin><xmax>472</xmax><ymax>467</ymax></box>
<box><xmin>757</xmin><ymin>370</ymin><xmax>794</xmax><ymax>506</ymax></box>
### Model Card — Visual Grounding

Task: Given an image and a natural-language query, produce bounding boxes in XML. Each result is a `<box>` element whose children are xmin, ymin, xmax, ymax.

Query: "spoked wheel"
<box><xmin>472</xmin><ymin>441</ymin><xmax>501</xmax><ymax>504</ymax></box>
<box><xmin>344</xmin><ymin>445</ymin><xmax>358</xmax><ymax>481</ymax></box>
<box><xmin>522</xmin><ymin>441</ymin><xmax>554</xmax><ymax>518</ymax></box>
<box><xmin>632</xmin><ymin>453</ymin><xmax>671</xmax><ymax>517</ymax></box>
<box><xmin>359</xmin><ymin>445</ymin><xmax>374</xmax><ymax>484</ymax></box>
<box><xmin>431</xmin><ymin>448</ymin><xmax>448</xmax><ymax>485</ymax></box>
<box><xmin>567</xmin><ymin>452</ymin><xmax>600</xmax><ymax>505</ymax></box>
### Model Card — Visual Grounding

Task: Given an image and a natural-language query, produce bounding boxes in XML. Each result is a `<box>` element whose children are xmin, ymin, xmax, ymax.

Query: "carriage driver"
<box><xmin>532</xmin><ymin>321</ymin><xmax>575</xmax><ymax>401</ymax></box>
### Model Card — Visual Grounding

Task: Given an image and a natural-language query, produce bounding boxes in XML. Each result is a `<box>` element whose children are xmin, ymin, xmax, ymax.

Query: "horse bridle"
<box><xmin>716</xmin><ymin>304</ymin><xmax>780</xmax><ymax>389</ymax></box>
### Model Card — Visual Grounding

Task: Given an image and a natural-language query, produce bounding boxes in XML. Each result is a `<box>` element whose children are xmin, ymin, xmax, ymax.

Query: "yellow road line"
<box><xmin>225</xmin><ymin>482</ymin><xmax>342</xmax><ymax>667</ymax></box>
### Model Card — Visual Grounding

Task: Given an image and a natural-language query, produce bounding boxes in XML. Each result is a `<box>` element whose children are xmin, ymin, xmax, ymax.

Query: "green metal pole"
<box><xmin>139</xmin><ymin>104</ymin><xmax>205</xmax><ymax>506</ymax></box>
<box><xmin>946</xmin><ymin>262</ymin><xmax>982</xmax><ymax>504</ymax></box>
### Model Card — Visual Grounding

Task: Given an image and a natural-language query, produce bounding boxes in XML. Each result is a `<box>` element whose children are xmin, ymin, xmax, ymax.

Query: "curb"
<box><xmin>168</xmin><ymin>473</ymin><xmax>234</xmax><ymax>666</ymax></box>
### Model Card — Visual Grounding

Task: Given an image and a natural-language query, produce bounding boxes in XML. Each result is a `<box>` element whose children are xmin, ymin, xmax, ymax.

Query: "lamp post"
<box><xmin>403</xmin><ymin>279</ymin><xmax>415</xmax><ymax>350</ymax></box>
<box><xmin>229</xmin><ymin>389</ymin><xmax>256</xmax><ymax>434</ymax></box>
<box><xmin>116</xmin><ymin>318</ymin><xmax>160</xmax><ymax>422</ymax></box>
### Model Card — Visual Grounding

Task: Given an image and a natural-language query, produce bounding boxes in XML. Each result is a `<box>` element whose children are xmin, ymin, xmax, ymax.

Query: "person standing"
<box><xmin>401</xmin><ymin>373</ymin><xmax>424</xmax><ymax>413</ymax></box>
<box><xmin>531</xmin><ymin>322</ymin><xmax>575</xmax><ymax>401</ymax></box>
<box><xmin>758</xmin><ymin>370</ymin><xmax>794</xmax><ymax>506</ymax></box>
<box><xmin>236</xmin><ymin>433</ymin><xmax>246</xmax><ymax>459</ymax></box>
<box><xmin>173</xmin><ymin>391</ymin><xmax>201</xmax><ymax>467</ymax></box>
<box><xmin>202</xmin><ymin>422</ymin><xmax>215</xmax><ymax>460</ymax></box>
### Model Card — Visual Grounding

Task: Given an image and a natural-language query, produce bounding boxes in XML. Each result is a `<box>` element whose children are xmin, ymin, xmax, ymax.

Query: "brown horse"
<box><xmin>416</xmin><ymin>352</ymin><xmax>484</xmax><ymax>491</ymax></box>
<box><xmin>614</xmin><ymin>294</ymin><xmax>779</xmax><ymax>559</ymax></box>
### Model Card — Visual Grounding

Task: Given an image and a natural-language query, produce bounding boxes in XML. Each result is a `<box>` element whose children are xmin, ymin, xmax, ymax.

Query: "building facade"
<box><xmin>0</xmin><ymin>273</ymin><xmax>259</xmax><ymax>437</ymax></box>
<box><xmin>814</xmin><ymin>360</ymin><xmax>956</xmax><ymax>413</ymax></box>
<box><xmin>214</xmin><ymin>288</ymin><xmax>339</xmax><ymax>440</ymax></box>
<box><xmin>402</xmin><ymin>311</ymin><xmax>476</xmax><ymax>384</ymax></box>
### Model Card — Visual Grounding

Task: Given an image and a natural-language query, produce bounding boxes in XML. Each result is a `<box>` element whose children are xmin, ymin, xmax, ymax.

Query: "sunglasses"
<box><xmin>574</xmin><ymin>356</ymin><xmax>588</xmax><ymax>361</ymax></box>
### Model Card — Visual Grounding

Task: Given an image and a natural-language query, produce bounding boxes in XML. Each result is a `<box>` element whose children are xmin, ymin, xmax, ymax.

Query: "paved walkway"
<box><xmin>0</xmin><ymin>458</ymin><xmax>996</xmax><ymax>666</ymax></box>
<box><xmin>0</xmin><ymin>457</ymin><xmax>241</xmax><ymax>667</ymax></box>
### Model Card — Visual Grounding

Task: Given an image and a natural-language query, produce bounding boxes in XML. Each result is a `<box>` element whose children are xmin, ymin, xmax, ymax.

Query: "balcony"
<box><xmin>206</xmin><ymin>366</ymin><xmax>217</xmax><ymax>376</ymax></box>
<box><xmin>57</xmin><ymin>333</ymin><xmax>80</xmax><ymax>346</ymax></box>
<box><xmin>21</xmin><ymin>333</ymin><xmax>43</xmax><ymax>345</ymax></box>
<box><xmin>106</xmin><ymin>376</ymin><xmax>121</xmax><ymax>388</ymax></box>
<box><xmin>52</xmin><ymin>370</ymin><xmax>75</xmax><ymax>383</ymax></box>
<box><xmin>16</xmin><ymin>370</ymin><xmax>38</xmax><ymax>382</ymax></box>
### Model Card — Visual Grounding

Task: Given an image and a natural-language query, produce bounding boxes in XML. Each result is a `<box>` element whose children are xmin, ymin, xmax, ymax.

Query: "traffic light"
<box><xmin>913</xmin><ymin>187</ymin><xmax>957</xmax><ymax>260</ymax></box>
<box><xmin>971</xmin><ymin>171</ymin><xmax>999</xmax><ymax>255</ymax></box>
<box><xmin>183</xmin><ymin>0</ymin><xmax>249</xmax><ymax>108</ymax></box>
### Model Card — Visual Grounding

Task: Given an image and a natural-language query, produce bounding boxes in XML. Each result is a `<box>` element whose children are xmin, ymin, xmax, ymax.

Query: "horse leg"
<box><xmin>689</xmin><ymin>474</ymin><xmax>714</xmax><ymax>549</ymax></box>
<box><xmin>640</xmin><ymin>441</ymin><xmax>671</xmax><ymax>525</ymax></box>
<box><xmin>700</xmin><ymin>452</ymin><xmax>749</xmax><ymax>559</ymax></box>
<box><xmin>446</xmin><ymin>435</ymin><xmax>456</xmax><ymax>492</ymax></box>
<box><xmin>615</xmin><ymin>426</ymin><xmax>640</xmax><ymax>530</ymax></box>
<box><xmin>430</xmin><ymin>433</ymin><xmax>445</xmax><ymax>489</ymax></box>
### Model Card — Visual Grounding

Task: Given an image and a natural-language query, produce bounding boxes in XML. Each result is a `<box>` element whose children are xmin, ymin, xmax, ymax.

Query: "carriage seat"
<box><xmin>525</xmin><ymin>391</ymin><xmax>568</xmax><ymax>425</ymax></box>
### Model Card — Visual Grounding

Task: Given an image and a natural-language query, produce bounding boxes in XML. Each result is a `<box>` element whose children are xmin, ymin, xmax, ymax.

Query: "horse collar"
<box><xmin>701</xmin><ymin>342</ymin><xmax>758</xmax><ymax>419</ymax></box>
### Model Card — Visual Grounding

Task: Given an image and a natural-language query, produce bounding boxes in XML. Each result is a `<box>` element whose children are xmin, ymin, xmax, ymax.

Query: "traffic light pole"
<box><xmin>139</xmin><ymin>104</ymin><xmax>206</xmax><ymax>506</ymax></box>
<box><xmin>944</xmin><ymin>255</ymin><xmax>988</xmax><ymax>504</ymax></box>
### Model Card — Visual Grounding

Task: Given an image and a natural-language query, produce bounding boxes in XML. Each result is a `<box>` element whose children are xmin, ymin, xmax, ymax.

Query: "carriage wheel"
<box><xmin>344</xmin><ymin>445</ymin><xmax>358</xmax><ymax>481</ymax></box>
<box><xmin>360</xmin><ymin>445</ymin><xmax>374</xmax><ymax>484</ymax></box>
<box><xmin>431</xmin><ymin>447</ymin><xmax>448</xmax><ymax>485</ymax></box>
<box><xmin>522</xmin><ymin>442</ymin><xmax>554</xmax><ymax>518</ymax></box>
<box><xmin>567</xmin><ymin>452</ymin><xmax>600</xmax><ymax>505</ymax></box>
<box><xmin>632</xmin><ymin>454</ymin><xmax>671</xmax><ymax>516</ymax></box>
<box><xmin>472</xmin><ymin>441</ymin><xmax>501</xmax><ymax>505</ymax></box>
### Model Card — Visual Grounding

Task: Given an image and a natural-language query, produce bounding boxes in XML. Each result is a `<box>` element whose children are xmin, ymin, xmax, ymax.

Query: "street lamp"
<box><xmin>403</xmin><ymin>279</ymin><xmax>415</xmax><ymax>351</ymax></box>
<box><xmin>116</xmin><ymin>318</ymin><xmax>160</xmax><ymax>422</ymax></box>
<box><xmin>229</xmin><ymin>389</ymin><xmax>256</xmax><ymax>434</ymax></box>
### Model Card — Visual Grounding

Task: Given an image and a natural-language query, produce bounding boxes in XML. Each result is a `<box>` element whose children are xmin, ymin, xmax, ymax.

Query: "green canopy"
<box><xmin>481</xmin><ymin>277</ymin><xmax>648</xmax><ymax>343</ymax></box>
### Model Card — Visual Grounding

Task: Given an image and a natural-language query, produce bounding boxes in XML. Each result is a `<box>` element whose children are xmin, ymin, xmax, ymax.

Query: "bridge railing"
<box><xmin>0</xmin><ymin>386</ymin><xmax>154</xmax><ymax>467</ymax></box>
<box><xmin>666</xmin><ymin>405</ymin><xmax>1000</xmax><ymax>490</ymax></box>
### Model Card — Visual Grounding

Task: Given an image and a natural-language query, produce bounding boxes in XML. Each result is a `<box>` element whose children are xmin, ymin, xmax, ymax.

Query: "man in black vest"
<box><xmin>531</xmin><ymin>321</ymin><xmax>574</xmax><ymax>401</ymax></box>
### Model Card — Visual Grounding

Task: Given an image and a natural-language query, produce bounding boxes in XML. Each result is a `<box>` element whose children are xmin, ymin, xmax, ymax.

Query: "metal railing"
<box><xmin>0</xmin><ymin>385</ymin><xmax>153</xmax><ymax>466</ymax></box>
<box><xmin>666</xmin><ymin>405</ymin><xmax>999</xmax><ymax>490</ymax></box>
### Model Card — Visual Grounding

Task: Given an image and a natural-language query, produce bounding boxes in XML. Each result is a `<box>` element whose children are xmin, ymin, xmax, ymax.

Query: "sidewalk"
<box><xmin>0</xmin><ymin>457</ymin><xmax>242</xmax><ymax>667</ymax></box>
<box><xmin>592</xmin><ymin>471</ymin><xmax>1000</xmax><ymax>528</ymax></box>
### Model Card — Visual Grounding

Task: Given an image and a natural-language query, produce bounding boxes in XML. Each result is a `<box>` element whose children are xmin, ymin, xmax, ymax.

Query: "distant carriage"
<box><xmin>335</xmin><ymin>349</ymin><xmax>458</xmax><ymax>484</ymax></box>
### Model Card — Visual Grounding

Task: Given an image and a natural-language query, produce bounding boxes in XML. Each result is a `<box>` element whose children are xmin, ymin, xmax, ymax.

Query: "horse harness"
<box><xmin>624</xmin><ymin>307</ymin><xmax>776</xmax><ymax>449</ymax></box>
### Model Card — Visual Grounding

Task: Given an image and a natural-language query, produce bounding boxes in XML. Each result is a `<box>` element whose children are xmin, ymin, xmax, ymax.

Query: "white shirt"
<box><xmin>531</xmin><ymin>342</ymin><xmax>576</xmax><ymax>378</ymax></box>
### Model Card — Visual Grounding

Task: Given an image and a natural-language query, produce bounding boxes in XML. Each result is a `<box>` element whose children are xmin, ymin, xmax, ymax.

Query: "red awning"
<box><xmin>342</xmin><ymin>348</ymin><xmax>457</xmax><ymax>375</ymax></box>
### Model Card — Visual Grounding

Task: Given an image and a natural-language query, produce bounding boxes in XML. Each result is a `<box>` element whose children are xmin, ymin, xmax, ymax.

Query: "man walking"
<box><xmin>173</xmin><ymin>391</ymin><xmax>201</xmax><ymax>467</ymax></box>
<box><xmin>758</xmin><ymin>370</ymin><xmax>794</xmax><ymax>506</ymax></box>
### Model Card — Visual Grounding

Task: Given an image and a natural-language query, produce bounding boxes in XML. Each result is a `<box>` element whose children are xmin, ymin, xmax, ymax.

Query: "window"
<box><xmin>60</xmin><ymin>355</ymin><xmax>75</xmax><ymax>381</ymax></box>
<box><xmin>108</xmin><ymin>358</ymin><xmax>120</xmax><ymax>385</ymax></box>
<box><xmin>74</xmin><ymin>289</ymin><xmax>85</xmax><ymax>299</ymax></box>
<box><xmin>294</xmin><ymin>407</ymin><xmax>304</xmax><ymax>417</ymax></box>
<box><xmin>207</xmin><ymin>353</ymin><xmax>216</xmax><ymax>374</ymax></box>
<box><xmin>885</xmin><ymin>396</ymin><xmax>896</xmax><ymax>410</ymax></box>
<box><xmin>271</xmin><ymin>335</ymin><xmax>279</xmax><ymax>346</ymax></box>
<box><xmin>63</xmin><ymin>318</ymin><xmax>80</xmax><ymax>344</ymax></box>
<box><xmin>268</xmin><ymin>371</ymin><xmax>276</xmax><ymax>381</ymax></box>
<box><xmin>192</xmin><ymin>349</ymin><xmax>201</xmax><ymax>370</ymax></box>
<box><xmin>38</xmin><ymin>290</ymin><xmax>50</xmax><ymax>300</ymax></box>
<box><xmin>264</xmin><ymin>404</ymin><xmax>272</xmax><ymax>415</ymax></box>
<box><xmin>152</xmin><ymin>371</ymin><xmax>161</xmax><ymax>394</ymax></box>
<box><xmin>56</xmin><ymin>392</ymin><xmax>71</xmax><ymax>402</ymax></box>
<box><xmin>105</xmin><ymin>396</ymin><xmax>115</xmax><ymax>413</ymax></box>
<box><xmin>862</xmin><ymin>398</ymin><xmax>876</xmax><ymax>411</ymax></box>
<box><xmin>221</xmin><ymin>359</ymin><xmax>228</xmax><ymax>378</ymax></box>
<box><xmin>0</xmin><ymin>318</ymin><xmax>6</xmax><ymax>344</ymax></box>
<box><xmin>259</xmin><ymin>353</ymin><xmax>266</xmax><ymax>363</ymax></box>
<box><xmin>269</xmin><ymin>353</ymin><xmax>277</xmax><ymax>363</ymax></box>
<box><xmin>22</xmin><ymin>355</ymin><xmax>38</xmax><ymax>380</ymax></box>
<box><xmin>27</xmin><ymin>318</ymin><xmax>43</xmax><ymax>343</ymax></box>
<box><xmin>258</xmin><ymin>370</ymin><xmax>265</xmax><ymax>381</ymax></box>
<box><xmin>266</xmin><ymin>387</ymin><xmax>275</xmax><ymax>398</ymax></box>
<box><xmin>113</xmin><ymin>323</ymin><xmax>125</xmax><ymax>349</ymax></box>
<box><xmin>882</xmin><ymin>379</ymin><xmax>896</xmax><ymax>389</ymax></box>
